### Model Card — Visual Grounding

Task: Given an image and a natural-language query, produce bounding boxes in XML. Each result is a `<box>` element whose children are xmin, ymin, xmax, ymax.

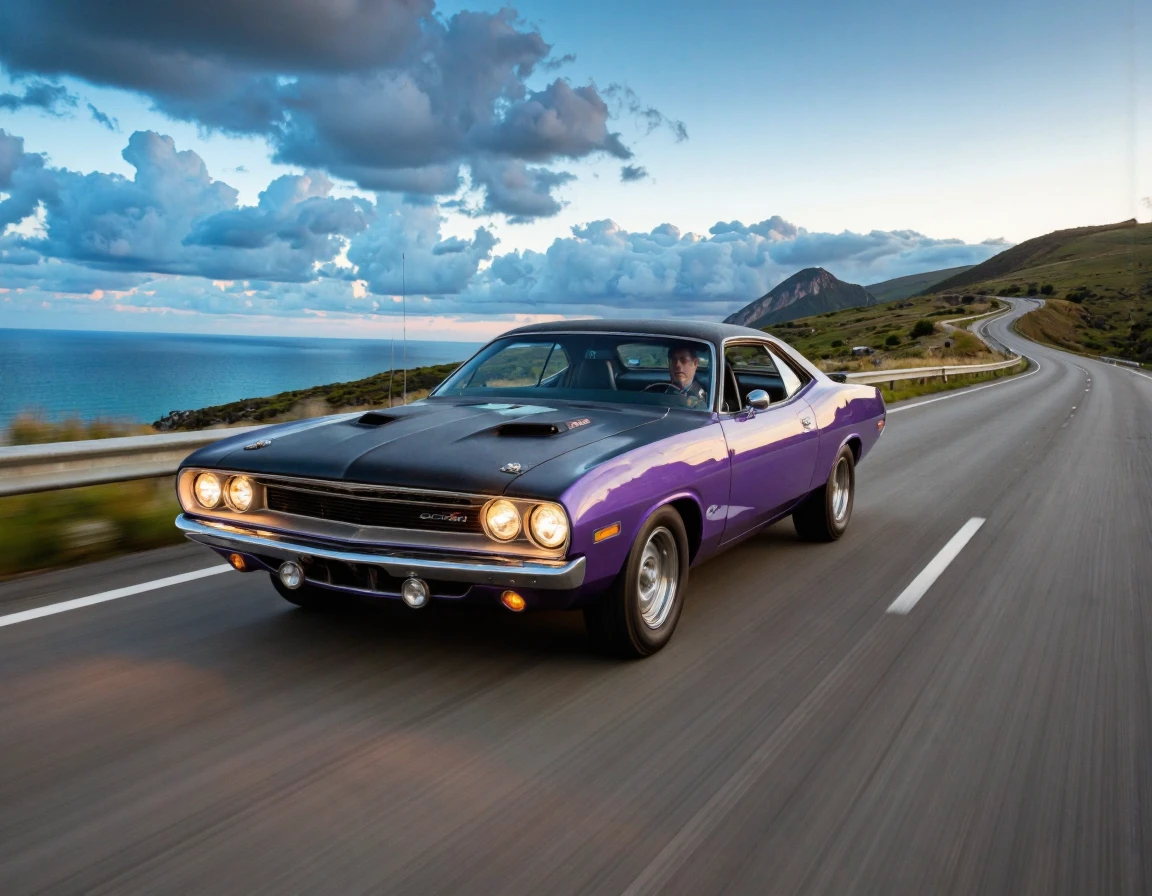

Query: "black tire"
<box><xmin>583</xmin><ymin>506</ymin><xmax>690</xmax><ymax>658</ymax></box>
<box><xmin>793</xmin><ymin>445</ymin><xmax>855</xmax><ymax>542</ymax></box>
<box><xmin>269</xmin><ymin>572</ymin><xmax>354</xmax><ymax>611</ymax></box>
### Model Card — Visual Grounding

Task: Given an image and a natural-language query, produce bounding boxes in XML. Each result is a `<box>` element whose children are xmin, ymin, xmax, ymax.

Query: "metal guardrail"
<box><xmin>0</xmin><ymin>426</ymin><xmax>265</xmax><ymax>497</ymax></box>
<box><xmin>845</xmin><ymin>356</ymin><xmax>1023</xmax><ymax>386</ymax></box>
<box><xmin>0</xmin><ymin>303</ymin><xmax>1028</xmax><ymax>498</ymax></box>
<box><xmin>1099</xmin><ymin>356</ymin><xmax>1142</xmax><ymax>368</ymax></box>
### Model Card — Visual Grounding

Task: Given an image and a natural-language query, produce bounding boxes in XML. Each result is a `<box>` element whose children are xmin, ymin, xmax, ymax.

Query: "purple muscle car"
<box><xmin>175</xmin><ymin>319</ymin><xmax>886</xmax><ymax>657</ymax></box>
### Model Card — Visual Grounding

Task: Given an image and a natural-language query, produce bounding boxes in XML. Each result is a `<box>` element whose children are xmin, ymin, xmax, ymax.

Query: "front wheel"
<box><xmin>793</xmin><ymin>445</ymin><xmax>855</xmax><ymax>541</ymax></box>
<box><xmin>583</xmin><ymin>506</ymin><xmax>690</xmax><ymax>658</ymax></box>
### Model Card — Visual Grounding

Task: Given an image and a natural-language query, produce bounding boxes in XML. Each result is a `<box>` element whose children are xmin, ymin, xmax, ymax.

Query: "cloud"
<box><xmin>0</xmin><ymin>1</ymin><xmax>680</xmax><ymax>222</ymax></box>
<box><xmin>603</xmin><ymin>84</ymin><xmax>689</xmax><ymax>143</ymax></box>
<box><xmin>620</xmin><ymin>165</ymin><xmax>648</xmax><ymax>182</ymax></box>
<box><xmin>464</xmin><ymin>217</ymin><xmax>1009</xmax><ymax>318</ymax></box>
<box><xmin>3</xmin><ymin>130</ymin><xmax>375</xmax><ymax>281</ymax></box>
<box><xmin>1</xmin><ymin>129</ymin><xmax>1008</xmax><ymax>323</ymax></box>
<box><xmin>0</xmin><ymin>80</ymin><xmax>78</xmax><ymax>114</ymax></box>
<box><xmin>87</xmin><ymin>102</ymin><xmax>119</xmax><ymax>130</ymax></box>
<box><xmin>469</xmin><ymin>158</ymin><xmax>576</xmax><ymax>222</ymax></box>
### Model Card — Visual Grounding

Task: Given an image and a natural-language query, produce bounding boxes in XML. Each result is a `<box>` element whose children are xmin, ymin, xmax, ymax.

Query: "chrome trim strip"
<box><xmin>177</xmin><ymin>514</ymin><xmax>586</xmax><ymax>590</ymax></box>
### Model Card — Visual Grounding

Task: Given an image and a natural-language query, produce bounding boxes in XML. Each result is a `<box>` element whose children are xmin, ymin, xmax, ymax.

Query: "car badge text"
<box><xmin>419</xmin><ymin>512</ymin><xmax>469</xmax><ymax>523</ymax></box>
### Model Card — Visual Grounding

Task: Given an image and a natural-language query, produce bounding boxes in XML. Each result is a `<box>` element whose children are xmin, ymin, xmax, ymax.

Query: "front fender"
<box><xmin>557</xmin><ymin>424</ymin><xmax>730</xmax><ymax>592</ymax></box>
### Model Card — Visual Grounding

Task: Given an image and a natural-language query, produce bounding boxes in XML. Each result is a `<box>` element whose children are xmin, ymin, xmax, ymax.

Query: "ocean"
<box><xmin>0</xmin><ymin>329</ymin><xmax>480</xmax><ymax>428</ymax></box>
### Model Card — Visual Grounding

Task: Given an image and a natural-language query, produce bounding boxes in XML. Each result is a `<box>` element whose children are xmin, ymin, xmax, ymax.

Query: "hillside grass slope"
<box><xmin>924</xmin><ymin>221</ymin><xmax>1152</xmax><ymax>362</ymax></box>
<box><xmin>867</xmin><ymin>265</ymin><xmax>974</xmax><ymax>303</ymax></box>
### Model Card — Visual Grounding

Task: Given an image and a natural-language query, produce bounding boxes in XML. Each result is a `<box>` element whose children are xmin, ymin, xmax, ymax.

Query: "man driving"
<box><xmin>666</xmin><ymin>343</ymin><xmax>707</xmax><ymax>404</ymax></box>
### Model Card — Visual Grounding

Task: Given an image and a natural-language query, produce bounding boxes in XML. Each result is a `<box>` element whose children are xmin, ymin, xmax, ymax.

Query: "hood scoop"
<box><xmin>497</xmin><ymin>421</ymin><xmax>562</xmax><ymax>437</ymax></box>
<box><xmin>357</xmin><ymin>412</ymin><xmax>397</xmax><ymax>426</ymax></box>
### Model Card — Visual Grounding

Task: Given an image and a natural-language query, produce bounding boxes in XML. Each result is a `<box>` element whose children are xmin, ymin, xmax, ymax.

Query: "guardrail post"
<box><xmin>942</xmin><ymin>367</ymin><xmax>948</xmax><ymax>383</ymax></box>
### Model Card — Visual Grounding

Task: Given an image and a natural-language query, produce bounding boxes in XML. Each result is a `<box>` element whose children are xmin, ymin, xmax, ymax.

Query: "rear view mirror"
<box><xmin>746</xmin><ymin>389</ymin><xmax>770</xmax><ymax>410</ymax></box>
<box><xmin>829</xmin><ymin>373</ymin><xmax>848</xmax><ymax>383</ymax></box>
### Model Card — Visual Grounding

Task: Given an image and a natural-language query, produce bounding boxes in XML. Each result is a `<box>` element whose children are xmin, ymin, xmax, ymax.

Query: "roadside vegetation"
<box><xmin>877</xmin><ymin>357</ymin><xmax>1029</xmax><ymax>404</ymax></box>
<box><xmin>0</xmin><ymin>479</ymin><xmax>182</xmax><ymax>579</ymax></box>
<box><xmin>763</xmin><ymin>293</ymin><xmax>1007</xmax><ymax>372</ymax></box>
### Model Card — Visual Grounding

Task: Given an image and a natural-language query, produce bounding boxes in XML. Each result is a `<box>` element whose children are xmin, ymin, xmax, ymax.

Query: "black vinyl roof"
<box><xmin>504</xmin><ymin>318</ymin><xmax>770</xmax><ymax>347</ymax></box>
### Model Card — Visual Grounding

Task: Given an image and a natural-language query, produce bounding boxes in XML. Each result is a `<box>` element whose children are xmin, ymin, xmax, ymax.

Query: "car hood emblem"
<box><xmin>243</xmin><ymin>439</ymin><xmax>273</xmax><ymax>450</ymax></box>
<box><xmin>500</xmin><ymin>462</ymin><xmax>523</xmax><ymax>473</ymax></box>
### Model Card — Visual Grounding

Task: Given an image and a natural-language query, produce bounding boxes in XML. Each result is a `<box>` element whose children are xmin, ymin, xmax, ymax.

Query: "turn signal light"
<box><xmin>501</xmin><ymin>590</ymin><xmax>526</xmax><ymax>612</ymax></box>
<box><xmin>227</xmin><ymin>553</ymin><xmax>247</xmax><ymax>571</ymax></box>
<box><xmin>594</xmin><ymin>522</ymin><xmax>621</xmax><ymax>543</ymax></box>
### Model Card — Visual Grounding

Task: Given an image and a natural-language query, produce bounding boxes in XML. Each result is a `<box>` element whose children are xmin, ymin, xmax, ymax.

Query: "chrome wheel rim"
<box><xmin>637</xmin><ymin>527</ymin><xmax>678</xmax><ymax>629</ymax></box>
<box><xmin>831</xmin><ymin>458</ymin><xmax>851</xmax><ymax>523</ymax></box>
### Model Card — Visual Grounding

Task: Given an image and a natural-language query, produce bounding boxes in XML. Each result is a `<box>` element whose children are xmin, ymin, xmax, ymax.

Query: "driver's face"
<box><xmin>668</xmin><ymin>349</ymin><xmax>698</xmax><ymax>387</ymax></box>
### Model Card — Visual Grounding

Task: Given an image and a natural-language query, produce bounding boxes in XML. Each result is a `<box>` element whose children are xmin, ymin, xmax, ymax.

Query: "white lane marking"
<box><xmin>887</xmin><ymin>518</ymin><xmax>986</xmax><ymax>615</ymax></box>
<box><xmin>888</xmin><ymin>358</ymin><xmax>1041</xmax><ymax>414</ymax></box>
<box><xmin>0</xmin><ymin>566</ymin><xmax>230</xmax><ymax>629</ymax></box>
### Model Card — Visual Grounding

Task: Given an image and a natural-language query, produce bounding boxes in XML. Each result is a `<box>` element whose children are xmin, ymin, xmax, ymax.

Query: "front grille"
<box><xmin>265</xmin><ymin>484</ymin><xmax>486</xmax><ymax>534</ymax></box>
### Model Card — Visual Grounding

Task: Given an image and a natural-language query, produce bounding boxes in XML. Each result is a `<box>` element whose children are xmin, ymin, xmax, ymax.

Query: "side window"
<box><xmin>767</xmin><ymin>348</ymin><xmax>807</xmax><ymax>398</ymax></box>
<box><xmin>539</xmin><ymin>344</ymin><xmax>569</xmax><ymax>383</ymax></box>
<box><xmin>467</xmin><ymin>342</ymin><xmax>556</xmax><ymax>388</ymax></box>
<box><xmin>725</xmin><ymin>343</ymin><xmax>778</xmax><ymax>373</ymax></box>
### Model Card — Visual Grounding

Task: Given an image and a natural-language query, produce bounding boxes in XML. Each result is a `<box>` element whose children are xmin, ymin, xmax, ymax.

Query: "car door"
<box><xmin>718</xmin><ymin>341</ymin><xmax>819</xmax><ymax>543</ymax></box>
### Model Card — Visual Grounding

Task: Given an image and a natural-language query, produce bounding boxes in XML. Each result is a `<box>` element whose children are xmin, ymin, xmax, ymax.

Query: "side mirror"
<box><xmin>747</xmin><ymin>389</ymin><xmax>771</xmax><ymax>410</ymax></box>
<box><xmin>828</xmin><ymin>373</ymin><xmax>848</xmax><ymax>383</ymax></box>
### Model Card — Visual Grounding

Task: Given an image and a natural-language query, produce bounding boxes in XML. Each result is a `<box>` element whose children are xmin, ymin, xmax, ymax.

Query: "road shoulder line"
<box><xmin>0</xmin><ymin>565</ymin><xmax>230</xmax><ymax>628</ymax></box>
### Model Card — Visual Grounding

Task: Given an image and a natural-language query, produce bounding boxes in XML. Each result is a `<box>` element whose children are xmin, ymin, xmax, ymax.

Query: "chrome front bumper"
<box><xmin>176</xmin><ymin>514</ymin><xmax>586</xmax><ymax>590</ymax></box>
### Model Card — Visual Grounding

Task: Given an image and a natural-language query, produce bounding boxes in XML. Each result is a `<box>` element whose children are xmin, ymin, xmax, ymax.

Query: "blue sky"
<box><xmin>0</xmin><ymin>0</ymin><xmax>1147</xmax><ymax>340</ymax></box>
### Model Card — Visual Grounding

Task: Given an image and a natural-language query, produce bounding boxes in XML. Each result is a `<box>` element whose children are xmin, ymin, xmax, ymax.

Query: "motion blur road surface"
<box><xmin>3</xmin><ymin>299</ymin><xmax>1151</xmax><ymax>894</ymax></box>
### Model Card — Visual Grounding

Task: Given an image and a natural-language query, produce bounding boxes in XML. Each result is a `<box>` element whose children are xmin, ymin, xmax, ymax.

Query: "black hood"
<box><xmin>181</xmin><ymin>398</ymin><xmax>676</xmax><ymax>495</ymax></box>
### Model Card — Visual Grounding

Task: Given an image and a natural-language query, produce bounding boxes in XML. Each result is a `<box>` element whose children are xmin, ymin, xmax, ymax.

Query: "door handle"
<box><xmin>801</xmin><ymin>417</ymin><xmax>814</xmax><ymax>429</ymax></box>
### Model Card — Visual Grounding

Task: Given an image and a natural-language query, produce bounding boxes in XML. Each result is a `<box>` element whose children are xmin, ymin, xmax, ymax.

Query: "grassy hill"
<box><xmin>764</xmin><ymin>293</ymin><xmax>1004</xmax><ymax>371</ymax></box>
<box><xmin>922</xmin><ymin>220</ymin><xmax>1152</xmax><ymax>362</ymax></box>
<box><xmin>867</xmin><ymin>265</ymin><xmax>974</xmax><ymax>303</ymax></box>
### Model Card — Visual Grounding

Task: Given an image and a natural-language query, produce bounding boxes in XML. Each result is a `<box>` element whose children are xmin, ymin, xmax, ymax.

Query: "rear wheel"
<box><xmin>269</xmin><ymin>573</ymin><xmax>355</xmax><ymax>611</ymax></box>
<box><xmin>584</xmin><ymin>507</ymin><xmax>690</xmax><ymax>658</ymax></box>
<box><xmin>793</xmin><ymin>445</ymin><xmax>855</xmax><ymax>541</ymax></box>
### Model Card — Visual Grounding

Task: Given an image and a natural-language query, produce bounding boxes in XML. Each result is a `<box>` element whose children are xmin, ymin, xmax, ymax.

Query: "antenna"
<box><xmin>402</xmin><ymin>252</ymin><xmax>407</xmax><ymax>404</ymax></box>
<box><xmin>388</xmin><ymin>330</ymin><xmax>395</xmax><ymax>408</ymax></box>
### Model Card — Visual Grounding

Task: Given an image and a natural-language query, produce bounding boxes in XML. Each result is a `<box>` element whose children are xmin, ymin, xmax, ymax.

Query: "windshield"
<box><xmin>432</xmin><ymin>333</ymin><xmax>715</xmax><ymax>411</ymax></box>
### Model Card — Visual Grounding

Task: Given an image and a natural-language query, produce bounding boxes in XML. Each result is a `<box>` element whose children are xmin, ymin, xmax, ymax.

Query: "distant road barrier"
<box><xmin>845</xmin><ymin>356</ymin><xmax>1024</xmax><ymax>388</ymax></box>
<box><xmin>0</xmin><ymin>426</ymin><xmax>265</xmax><ymax>498</ymax></box>
<box><xmin>1099</xmin><ymin>356</ymin><xmax>1141</xmax><ymax>368</ymax></box>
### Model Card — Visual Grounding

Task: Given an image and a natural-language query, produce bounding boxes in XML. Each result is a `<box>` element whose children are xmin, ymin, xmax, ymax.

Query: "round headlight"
<box><xmin>484</xmin><ymin>499</ymin><xmax>522</xmax><ymax>542</ymax></box>
<box><xmin>193</xmin><ymin>472</ymin><xmax>223</xmax><ymax>509</ymax></box>
<box><xmin>226</xmin><ymin>475</ymin><xmax>255</xmax><ymax>512</ymax></box>
<box><xmin>529</xmin><ymin>504</ymin><xmax>568</xmax><ymax>549</ymax></box>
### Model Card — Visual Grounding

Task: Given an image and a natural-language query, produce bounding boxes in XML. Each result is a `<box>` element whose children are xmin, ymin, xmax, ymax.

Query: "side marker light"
<box><xmin>501</xmin><ymin>591</ymin><xmax>526</xmax><ymax>612</ymax></box>
<box><xmin>228</xmin><ymin>553</ymin><xmax>247</xmax><ymax>571</ymax></box>
<box><xmin>594</xmin><ymin>522</ymin><xmax>621</xmax><ymax>543</ymax></box>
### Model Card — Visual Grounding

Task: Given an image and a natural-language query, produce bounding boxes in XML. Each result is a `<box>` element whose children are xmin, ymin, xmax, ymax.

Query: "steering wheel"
<box><xmin>642</xmin><ymin>382</ymin><xmax>682</xmax><ymax>394</ymax></box>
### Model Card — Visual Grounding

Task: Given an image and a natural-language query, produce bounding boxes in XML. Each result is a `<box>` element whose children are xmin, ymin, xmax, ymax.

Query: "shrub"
<box><xmin>830</xmin><ymin>339</ymin><xmax>844</xmax><ymax>348</ymax></box>
<box><xmin>1026</xmin><ymin>282</ymin><xmax>1039</xmax><ymax>296</ymax></box>
<box><xmin>1041</xmin><ymin>283</ymin><xmax>1054</xmax><ymax>295</ymax></box>
<box><xmin>885</xmin><ymin>334</ymin><xmax>900</xmax><ymax>347</ymax></box>
<box><xmin>910</xmin><ymin>319</ymin><xmax>936</xmax><ymax>339</ymax></box>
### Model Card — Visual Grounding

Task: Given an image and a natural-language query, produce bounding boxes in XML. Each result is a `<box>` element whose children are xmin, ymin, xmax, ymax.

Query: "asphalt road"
<box><xmin>3</xmin><ymin>299</ymin><xmax>1152</xmax><ymax>895</ymax></box>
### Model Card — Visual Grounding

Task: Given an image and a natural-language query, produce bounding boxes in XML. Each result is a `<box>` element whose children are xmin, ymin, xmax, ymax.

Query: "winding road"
<box><xmin>3</xmin><ymin>298</ymin><xmax>1151</xmax><ymax>894</ymax></box>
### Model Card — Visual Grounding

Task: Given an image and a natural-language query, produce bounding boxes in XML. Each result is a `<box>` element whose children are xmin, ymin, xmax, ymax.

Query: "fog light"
<box><xmin>227</xmin><ymin>552</ymin><xmax>247</xmax><ymax>571</ymax></box>
<box><xmin>278</xmin><ymin>560</ymin><xmax>304</xmax><ymax>590</ymax></box>
<box><xmin>501</xmin><ymin>590</ymin><xmax>526</xmax><ymax>612</ymax></box>
<box><xmin>401</xmin><ymin>577</ymin><xmax>429</xmax><ymax>608</ymax></box>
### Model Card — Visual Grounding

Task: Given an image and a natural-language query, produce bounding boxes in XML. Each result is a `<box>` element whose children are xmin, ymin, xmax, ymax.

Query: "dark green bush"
<box><xmin>910</xmin><ymin>319</ymin><xmax>936</xmax><ymax>339</ymax></box>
